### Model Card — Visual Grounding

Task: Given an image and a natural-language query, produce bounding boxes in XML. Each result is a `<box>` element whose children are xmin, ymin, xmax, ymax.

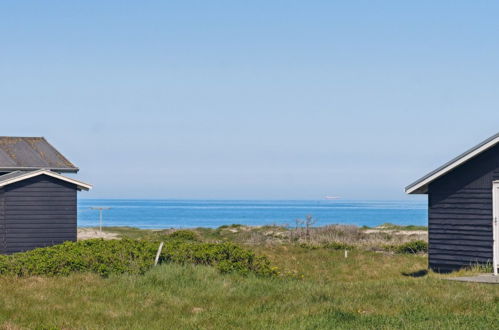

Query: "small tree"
<box><xmin>293</xmin><ymin>218</ymin><xmax>304</xmax><ymax>241</ymax></box>
<box><xmin>304</xmin><ymin>215</ymin><xmax>316</xmax><ymax>241</ymax></box>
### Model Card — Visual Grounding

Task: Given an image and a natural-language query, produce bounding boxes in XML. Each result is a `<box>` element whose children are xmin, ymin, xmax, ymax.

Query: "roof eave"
<box><xmin>405</xmin><ymin>185</ymin><xmax>428</xmax><ymax>195</ymax></box>
<box><xmin>0</xmin><ymin>167</ymin><xmax>79</xmax><ymax>173</ymax></box>
<box><xmin>0</xmin><ymin>169</ymin><xmax>91</xmax><ymax>191</ymax></box>
<box><xmin>405</xmin><ymin>133</ymin><xmax>499</xmax><ymax>195</ymax></box>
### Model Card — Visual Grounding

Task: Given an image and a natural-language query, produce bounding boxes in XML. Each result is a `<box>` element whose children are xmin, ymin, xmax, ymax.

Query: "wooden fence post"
<box><xmin>154</xmin><ymin>242</ymin><xmax>164</xmax><ymax>266</ymax></box>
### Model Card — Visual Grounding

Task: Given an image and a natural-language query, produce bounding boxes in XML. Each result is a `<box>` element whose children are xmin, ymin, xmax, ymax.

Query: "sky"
<box><xmin>0</xmin><ymin>1</ymin><xmax>498</xmax><ymax>200</ymax></box>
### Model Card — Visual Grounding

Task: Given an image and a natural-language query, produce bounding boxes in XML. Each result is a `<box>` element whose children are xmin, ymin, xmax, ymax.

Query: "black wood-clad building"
<box><xmin>406</xmin><ymin>133</ymin><xmax>499</xmax><ymax>274</ymax></box>
<box><xmin>0</xmin><ymin>137</ymin><xmax>91</xmax><ymax>254</ymax></box>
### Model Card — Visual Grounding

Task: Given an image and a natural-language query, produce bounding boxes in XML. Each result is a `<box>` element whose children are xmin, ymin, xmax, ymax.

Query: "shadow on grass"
<box><xmin>402</xmin><ymin>270</ymin><xmax>428</xmax><ymax>277</ymax></box>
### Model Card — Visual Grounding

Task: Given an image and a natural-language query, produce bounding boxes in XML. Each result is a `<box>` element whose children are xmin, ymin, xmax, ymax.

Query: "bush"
<box><xmin>394</xmin><ymin>240</ymin><xmax>428</xmax><ymax>254</ymax></box>
<box><xmin>218</xmin><ymin>224</ymin><xmax>243</xmax><ymax>229</ymax></box>
<box><xmin>0</xmin><ymin>239</ymin><xmax>277</xmax><ymax>278</ymax></box>
<box><xmin>298</xmin><ymin>243</ymin><xmax>320</xmax><ymax>250</ymax></box>
<box><xmin>322</xmin><ymin>242</ymin><xmax>355</xmax><ymax>251</ymax></box>
<box><xmin>168</xmin><ymin>230</ymin><xmax>199</xmax><ymax>241</ymax></box>
<box><xmin>159</xmin><ymin>241</ymin><xmax>278</xmax><ymax>276</ymax></box>
<box><xmin>0</xmin><ymin>239</ymin><xmax>157</xmax><ymax>277</ymax></box>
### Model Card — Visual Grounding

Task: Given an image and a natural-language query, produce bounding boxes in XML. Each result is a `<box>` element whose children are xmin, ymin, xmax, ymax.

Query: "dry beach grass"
<box><xmin>187</xmin><ymin>223</ymin><xmax>428</xmax><ymax>252</ymax></box>
<box><xmin>78</xmin><ymin>224</ymin><xmax>428</xmax><ymax>252</ymax></box>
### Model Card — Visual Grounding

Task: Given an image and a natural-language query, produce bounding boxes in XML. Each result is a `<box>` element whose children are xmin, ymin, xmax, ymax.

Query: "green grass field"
<box><xmin>0</xmin><ymin>226</ymin><xmax>497</xmax><ymax>329</ymax></box>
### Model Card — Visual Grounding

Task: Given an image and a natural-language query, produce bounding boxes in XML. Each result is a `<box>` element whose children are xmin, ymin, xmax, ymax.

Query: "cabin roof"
<box><xmin>0</xmin><ymin>137</ymin><xmax>78</xmax><ymax>173</ymax></box>
<box><xmin>0</xmin><ymin>169</ymin><xmax>92</xmax><ymax>191</ymax></box>
<box><xmin>406</xmin><ymin>132</ymin><xmax>499</xmax><ymax>194</ymax></box>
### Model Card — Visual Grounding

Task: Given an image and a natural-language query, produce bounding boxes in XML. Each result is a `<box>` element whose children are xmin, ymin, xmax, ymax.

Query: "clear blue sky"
<box><xmin>1</xmin><ymin>1</ymin><xmax>498</xmax><ymax>199</ymax></box>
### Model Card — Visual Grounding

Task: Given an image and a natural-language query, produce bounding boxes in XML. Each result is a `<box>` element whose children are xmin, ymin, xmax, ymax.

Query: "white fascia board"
<box><xmin>0</xmin><ymin>169</ymin><xmax>92</xmax><ymax>191</ymax></box>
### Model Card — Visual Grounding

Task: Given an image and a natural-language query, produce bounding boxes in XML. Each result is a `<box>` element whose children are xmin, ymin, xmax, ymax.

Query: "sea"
<box><xmin>77</xmin><ymin>199</ymin><xmax>427</xmax><ymax>229</ymax></box>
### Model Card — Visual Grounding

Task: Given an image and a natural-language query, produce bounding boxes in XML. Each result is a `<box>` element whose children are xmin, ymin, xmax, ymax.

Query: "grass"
<box><xmin>0</xmin><ymin>226</ymin><xmax>496</xmax><ymax>329</ymax></box>
<box><xmin>373</xmin><ymin>223</ymin><xmax>428</xmax><ymax>231</ymax></box>
<box><xmin>0</xmin><ymin>246</ymin><xmax>497</xmax><ymax>329</ymax></box>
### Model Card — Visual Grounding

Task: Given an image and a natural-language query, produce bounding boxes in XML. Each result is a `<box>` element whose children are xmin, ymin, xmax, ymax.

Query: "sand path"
<box><xmin>77</xmin><ymin>228</ymin><xmax>119</xmax><ymax>240</ymax></box>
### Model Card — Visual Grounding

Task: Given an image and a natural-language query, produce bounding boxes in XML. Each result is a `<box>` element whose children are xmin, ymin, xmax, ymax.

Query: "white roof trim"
<box><xmin>406</xmin><ymin>133</ymin><xmax>499</xmax><ymax>194</ymax></box>
<box><xmin>0</xmin><ymin>169</ymin><xmax>92</xmax><ymax>191</ymax></box>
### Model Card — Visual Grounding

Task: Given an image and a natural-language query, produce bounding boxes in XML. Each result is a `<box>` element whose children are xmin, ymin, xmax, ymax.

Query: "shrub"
<box><xmin>0</xmin><ymin>239</ymin><xmax>277</xmax><ymax>278</ymax></box>
<box><xmin>298</xmin><ymin>243</ymin><xmax>320</xmax><ymax>250</ymax></box>
<box><xmin>159</xmin><ymin>241</ymin><xmax>278</xmax><ymax>276</ymax></box>
<box><xmin>218</xmin><ymin>224</ymin><xmax>243</xmax><ymax>229</ymax></box>
<box><xmin>394</xmin><ymin>240</ymin><xmax>428</xmax><ymax>254</ymax></box>
<box><xmin>322</xmin><ymin>242</ymin><xmax>355</xmax><ymax>251</ymax></box>
<box><xmin>0</xmin><ymin>239</ymin><xmax>157</xmax><ymax>277</ymax></box>
<box><xmin>168</xmin><ymin>230</ymin><xmax>199</xmax><ymax>241</ymax></box>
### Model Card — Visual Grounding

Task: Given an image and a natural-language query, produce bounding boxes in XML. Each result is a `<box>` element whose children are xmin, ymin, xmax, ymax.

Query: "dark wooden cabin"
<box><xmin>406</xmin><ymin>133</ymin><xmax>499</xmax><ymax>274</ymax></box>
<box><xmin>0</xmin><ymin>137</ymin><xmax>91</xmax><ymax>253</ymax></box>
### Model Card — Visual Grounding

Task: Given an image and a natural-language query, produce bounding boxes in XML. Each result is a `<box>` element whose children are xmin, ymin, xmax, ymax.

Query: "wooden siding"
<box><xmin>1</xmin><ymin>174</ymin><xmax>77</xmax><ymax>254</ymax></box>
<box><xmin>428</xmin><ymin>143</ymin><xmax>499</xmax><ymax>271</ymax></box>
<box><xmin>0</xmin><ymin>189</ymin><xmax>5</xmax><ymax>253</ymax></box>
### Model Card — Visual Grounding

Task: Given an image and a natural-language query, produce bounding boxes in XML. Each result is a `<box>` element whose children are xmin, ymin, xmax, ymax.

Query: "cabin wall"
<box><xmin>0</xmin><ymin>189</ymin><xmax>5</xmax><ymax>253</ymax></box>
<box><xmin>428</xmin><ymin>143</ymin><xmax>499</xmax><ymax>272</ymax></box>
<box><xmin>3</xmin><ymin>175</ymin><xmax>77</xmax><ymax>254</ymax></box>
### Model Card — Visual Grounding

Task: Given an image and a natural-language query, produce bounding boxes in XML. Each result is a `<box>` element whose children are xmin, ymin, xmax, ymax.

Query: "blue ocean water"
<box><xmin>77</xmin><ymin>199</ymin><xmax>427</xmax><ymax>229</ymax></box>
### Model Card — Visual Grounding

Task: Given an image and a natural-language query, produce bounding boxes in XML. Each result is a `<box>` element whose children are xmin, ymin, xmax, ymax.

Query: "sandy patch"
<box><xmin>363</xmin><ymin>229</ymin><xmax>427</xmax><ymax>236</ymax></box>
<box><xmin>77</xmin><ymin>228</ymin><xmax>119</xmax><ymax>240</ymax></box>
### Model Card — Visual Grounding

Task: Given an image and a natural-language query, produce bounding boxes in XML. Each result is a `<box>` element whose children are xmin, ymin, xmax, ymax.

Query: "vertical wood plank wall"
<box><xmin>428</xmin><ymin>144</ymin><xmax>499</xmax><ymax>271</ymax></box>
<box><xmin>0</xmin><ymin>189</ymin><xmax>5</xmax><ymax>253</ymax></box>
<box><xmin>3</xmin><ymin>175</ymin><xmax>77</xmax><ymax>254</ymax></box>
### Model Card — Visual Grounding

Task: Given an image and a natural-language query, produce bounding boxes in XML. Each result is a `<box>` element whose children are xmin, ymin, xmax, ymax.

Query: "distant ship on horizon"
<box><xmin>324</xmin><ymin>196</ymin><xmax>340</xmax><ymax>200</ymax></box>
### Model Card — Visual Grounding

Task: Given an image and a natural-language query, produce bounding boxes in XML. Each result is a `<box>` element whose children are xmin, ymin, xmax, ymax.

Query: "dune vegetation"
<box><xmin>0</xmin><ymin>224</ymin><xmax>497</xmax><ymax>329</ymax></box>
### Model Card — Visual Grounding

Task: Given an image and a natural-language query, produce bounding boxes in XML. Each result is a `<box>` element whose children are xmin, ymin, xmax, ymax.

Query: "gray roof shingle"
<box><xmin>0</xmin><ymin>171</ymin><xmax>28</xmax><ymax>182</ymax></box>
<box><xmin>0</xmin><ymin>137</ymin><xmax>78</xmax><ymax>172</ymax></box>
